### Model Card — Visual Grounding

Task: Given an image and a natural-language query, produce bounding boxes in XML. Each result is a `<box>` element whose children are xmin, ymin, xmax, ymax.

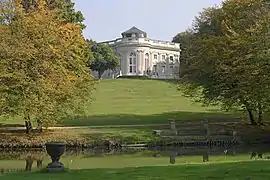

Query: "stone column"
<box><xmin>141</xmin><ymin>51</ymin><xmax>144</xmax><ymax>74</ymax></box>
<box><xmin>136</xmin><ymin>50</ymin><xmax>140</xmax><ymax>74</ymax></box>
<box><xmin>124</xmin><ymin>52</ymin><xmax>129</xmax><ymax>75</ymax></box>
<box><xmin>149</xmin><ymin>52</ymin><xmax>153</xmax><ymax>70</ymax></box>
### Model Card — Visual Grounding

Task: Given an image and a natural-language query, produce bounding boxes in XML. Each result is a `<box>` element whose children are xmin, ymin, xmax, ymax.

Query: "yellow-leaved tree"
<box><xmin>0</xmin><ymin>0</ymin><xmax>95</xmax><ymax>130</ymax></box>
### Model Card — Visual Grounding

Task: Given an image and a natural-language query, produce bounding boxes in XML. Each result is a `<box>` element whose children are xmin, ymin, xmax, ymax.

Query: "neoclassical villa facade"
<box><xmin>96</xmin><ymin>26</ymin><xmax>181</xmax><ymax>79</ymax></box>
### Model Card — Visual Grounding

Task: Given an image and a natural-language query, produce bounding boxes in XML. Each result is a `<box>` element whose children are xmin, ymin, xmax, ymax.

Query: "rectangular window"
<box><xmin>154</xmin><ymin>54</ymin><xmax>158</xmax><ymax>59</ymax></box>
<box><xmin>129</xmin><ymin>58</ymin><xmax>132</xmax><ymax>65</ymax></box>
<box><xmin>129</xmin><ymin>66</ymin><xmax>133</xmax><ymax>73</ymax></box>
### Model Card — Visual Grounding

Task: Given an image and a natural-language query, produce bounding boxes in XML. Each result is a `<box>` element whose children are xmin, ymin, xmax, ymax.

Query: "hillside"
<box><xmin>63</xmin><ymin>79</ymin><xmax>235</xmax><ymax>126</ymax></box>
<box><xmin>0</xmin><ymin>79</ymin><xmax>236</xmax><ymax>126</ymax></box>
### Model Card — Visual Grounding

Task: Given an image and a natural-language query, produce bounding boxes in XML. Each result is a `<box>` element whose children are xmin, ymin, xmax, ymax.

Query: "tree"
<box><xmin>0</xmin><ymin>0</ymin><xmax>85</xmax><ymax>28</ymax></box>
<box><xmin>0</xmin><ymin>0</ymin><xmax>95</xmax><ymax>129</ymax></box>
<box><xmin>88</xmin><ymin>40</ymin><xmax>119</xmax><ymax>79</ymax></box>
<box><xmin>173</xmin><ymin>1</ymin><xmax>270</xmax><ymax>125</ymax></box>
<box><xmin>220</xmin><ymin>0</ymin><xmax>270</xmax><ymax>124</ymax></box>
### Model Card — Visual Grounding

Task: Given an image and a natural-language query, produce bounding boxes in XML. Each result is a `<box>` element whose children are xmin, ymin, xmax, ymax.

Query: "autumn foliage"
<box><xmin>0</xmin><ymin>0</ymin><xmax>95</xmax><ymax>127</ymax></box>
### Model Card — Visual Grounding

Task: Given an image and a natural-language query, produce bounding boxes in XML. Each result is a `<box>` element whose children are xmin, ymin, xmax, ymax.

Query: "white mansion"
<box><xmin>97</xmin><ymin>26</ymin><xmax>181</xmax><ymax>79</ymax></box>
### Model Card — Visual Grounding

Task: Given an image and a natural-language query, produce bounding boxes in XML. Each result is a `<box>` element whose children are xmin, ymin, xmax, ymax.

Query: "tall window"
<box><xmin>162</xmin><ymin>55</ymin><xmax>166</xmax><ymax>62</ymax></box>
<box><xmin>129</xmin><ymin>52</ymin><xmax>136</xmax><ymax>73</ymax></box>
<box><xmin>169</xmin><ymin>56</ymin><xmax>174</xmax><ymax>64</ymax></box>
<box><xmin>154</xmin><ymin>54</ymin><xmax>158</xmax><ymax>60</ymax></box>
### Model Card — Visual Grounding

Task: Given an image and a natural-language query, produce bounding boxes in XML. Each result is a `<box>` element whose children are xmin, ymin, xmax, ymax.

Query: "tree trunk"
<box><xmin>37</xmin><ymin>119</ymin><xmax>43</xmax><ymax>133</ymax></box>
<box><xmin>98</xmin><ymin>71</ymin><xmax>102</xmax><ymax>79</ymax></box>
<box><xmin>243</xmin><ymin>101</ymin><xmax>257</xmax><ymax>125</ymax></box>
<box><xmin>24</xmin><ymin>112</ymin><xmax>32</xmax><ymax>134</ymax></box>
<box><xmin>257</xmin><ymin>103</ymin><xmax>263</xmax><ymax>125</ymax></box>
<box><xmin>247</xmin><ymin>108</ymin><xmax>256</xmax><ymax>125</ymax></box>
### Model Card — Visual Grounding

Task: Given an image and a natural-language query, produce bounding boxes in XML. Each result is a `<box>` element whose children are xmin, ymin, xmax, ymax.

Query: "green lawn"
<box><xmin>2</xmin><ymin>161</ymin><xmax>270</xmax><ymax>180</ymax></box>
<box><xmin>62</xmin><ymin>79</ymin><xmax>237</xmax><ymax>126</ymax></box>
<box><xmin>0</xmin><ymin>79</ymin><xmax>238</xmax><ymax>127</ymax></box>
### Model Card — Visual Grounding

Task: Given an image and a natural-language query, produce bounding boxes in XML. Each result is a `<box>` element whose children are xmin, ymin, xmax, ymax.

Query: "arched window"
<box><xmin>169</xmin><ymin>55</ymin><xmax>174</xmax><ymax>64</ymax></box>
<box><xmin>129</xmin><ymin>52</ymin><xmax>136</xmax><ymax>73</ymax></box>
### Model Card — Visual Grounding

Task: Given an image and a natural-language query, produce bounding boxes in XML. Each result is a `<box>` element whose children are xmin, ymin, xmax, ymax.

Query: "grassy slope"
<box><xmin>63</xmin><ymin>79</ymin><xmax>236</xmax><ymax>126</ymax></box>
<box><xmin>3</xmin><ymin>161</ymin><xmax>270</xmax><ymax>180</ymax></box>
<box><xmin>0</xmin><ymin>79</ymin><xmax>237</xmax><ymax>126</ymax></box>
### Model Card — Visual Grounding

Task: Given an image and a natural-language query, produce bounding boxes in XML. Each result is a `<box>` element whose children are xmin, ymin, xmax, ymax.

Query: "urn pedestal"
<box><xmin>45</xmin><ymin>142</ymin><xmax>66</xmax><ymax>172</ymax></box>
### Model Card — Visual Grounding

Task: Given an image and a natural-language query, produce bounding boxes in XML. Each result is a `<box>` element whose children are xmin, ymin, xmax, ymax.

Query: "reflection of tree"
<box><xmin>251</xmin><ymin>152</ymin><xmax>263</xmax><ymax>159</ymax></box>
<box><xmin>203</xmin><ymin>151</ymin><xmax>209</xmax><ymax>162</ymax></box>
<box><xmin>25</xmin><ymin>156</ymin><xmax>34</xmax><ymax>171</ymax></box>
<box><xmin>37</xmin><ymin>159</ymin><xmax>43</xmax><ymax>169</ymax></box>
<box><xmin>169</xmin><ymin>152</ymin><xmax>177</xmax><ymax>164</ymax></box>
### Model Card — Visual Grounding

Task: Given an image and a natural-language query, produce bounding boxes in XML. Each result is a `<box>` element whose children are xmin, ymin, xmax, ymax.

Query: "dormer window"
<box><xmin>125</xmin><ymin>33</ymin><xmax>132</xmax><ymax>38</ymax></box>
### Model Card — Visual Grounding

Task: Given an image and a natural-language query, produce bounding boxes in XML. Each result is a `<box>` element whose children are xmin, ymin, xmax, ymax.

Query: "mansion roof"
<box><xmin>121</xmin><ymin>26</ymin><xmax>147</xmax><ymax>38</ymax></box>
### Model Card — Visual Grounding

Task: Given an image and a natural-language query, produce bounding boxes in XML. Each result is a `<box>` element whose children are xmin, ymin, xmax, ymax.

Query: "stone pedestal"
<box><xmin>45</xmin><ymin>142</ymin><xmax>66</xmax><ymax>172</ymax></box>
<box><xmin>232</xmin><ymin>130</ymin><xmax>237</xmax><ymax>141</ymax></box>
<box><xmin>47</xmin><ymin>161</ymin><xmax>64</xmax><ymax>172</ymax></box>
<box><xmin>204</xmin><ymin>123</ymin><xmax>210</xmax><ymax>139</ymax></box>
<box><xmin>170</xmin><ymin>121</ymin><xmax>177</xmax><ymax>135</ymax></box>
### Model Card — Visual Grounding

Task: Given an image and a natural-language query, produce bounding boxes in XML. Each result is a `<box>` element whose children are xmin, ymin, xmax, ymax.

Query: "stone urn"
<box><xmin>45</xmin><ymin>142</ymin><xmax>66</xmax><ymax>172</ymax></box>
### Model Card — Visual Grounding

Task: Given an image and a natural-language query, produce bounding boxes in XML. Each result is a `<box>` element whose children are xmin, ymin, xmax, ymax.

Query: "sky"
<box><xmin>73</xmin><ymin>0</ymin><xmax>223</xmax><ymax>42</ymax></box>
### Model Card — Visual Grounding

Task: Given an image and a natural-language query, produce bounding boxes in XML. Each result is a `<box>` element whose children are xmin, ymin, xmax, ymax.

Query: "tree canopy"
<box><xmin>1</xmin><ymin>0</ymin><xmax>85</xmax><ymax>28</ymax></box>
<box><xmin>173</xmin><ymin>0</ymin><xmax>270</xmax><ymax>125</ymax></box>
<box><xmin>88</xmin><ymin>40</ymin><xmax>119</xmax><ymax>79</ymax></box>
<box><xmin>0</xmin><ymin>0</ymin><xmax>95</xmax><ymax>127</ymax></box>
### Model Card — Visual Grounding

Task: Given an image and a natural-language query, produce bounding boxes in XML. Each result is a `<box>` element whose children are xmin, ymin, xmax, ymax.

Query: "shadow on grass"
<box><xmin>116</xmin><ymin>76</ymin><xmax>179</xmax><ymax>84</ymax></box>
<box><xmin>61</xmin><ymin>111</ymin><xmax>241</xmax><ymax>126</ymax></box>
<box><xmin>0</xmin><ymin>123</ymin><xmax>24</xmax><ymax>128</ymax></box>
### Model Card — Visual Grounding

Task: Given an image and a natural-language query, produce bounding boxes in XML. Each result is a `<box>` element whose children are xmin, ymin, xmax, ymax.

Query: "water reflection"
<box><xmin>250</xmin><ymin>152</ymin><xmax>263</xmax><ymax>159</ymax></box>
<box><xmin>25</xmin><ymin>156</ymin><xmax>33</xmax><ymax>171</ymax></box>
<box><xmin>202</xmin><ymin>151</ymin><xmax>209</xmax><ymax>162</ymax></box>
<box><xmin>0</xmin><ymin>157</ymin><xmax>43</xmax><ymax>174</ymax></box>
<box><xmin>1</xmin><ymin>145</ymin><xmax>270</xmax><ymax>173</ymax></box>
<box><xmin>169</xmin><ymin>151</ymin><xmax>177</xmax><ymax>164</ymax></box>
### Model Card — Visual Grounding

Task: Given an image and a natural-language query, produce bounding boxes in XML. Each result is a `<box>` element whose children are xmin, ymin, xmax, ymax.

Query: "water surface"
<box><xmin>1</xmin><ymin>145</ymin><xmax>270</xmax><ymax>173</ymax></box>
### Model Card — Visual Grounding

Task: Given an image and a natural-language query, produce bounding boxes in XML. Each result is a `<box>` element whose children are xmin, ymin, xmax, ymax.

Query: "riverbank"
<box><xmin>1</xmin><ymin>121</ymin><xmax>270</xmax><ymax>149</ymax></box>
<box><xmin>2</xmin><ymin>161</ymin><xmax>270</xmax><ymax>179</ymax></box>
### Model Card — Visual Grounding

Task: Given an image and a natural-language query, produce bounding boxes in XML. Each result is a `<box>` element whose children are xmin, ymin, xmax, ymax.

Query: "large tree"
<box><xmin>1</xmin><ymin>0</ymin><xmax>85</xmax><ymax>28</ymax></box>
<box><xmin>173</xmin><ymin>0</ymin><xmax>270</xmax><ymax>125</ymax></box>
<box><xmin>88</xmin><ymin>40</ymin><xmax>119</xmax><ymax>79</ymax></box>
<box><xmin>0</xmin><ymin>0</ymin><xmax>95</xmax><ymax>128</ymax></box>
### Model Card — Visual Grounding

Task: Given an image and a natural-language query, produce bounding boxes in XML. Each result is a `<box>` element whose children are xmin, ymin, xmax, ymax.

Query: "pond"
<box><xmin>1</xmin><ymin>145</ymin><xmax>270</xmax><ymax>173</ymax></box>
